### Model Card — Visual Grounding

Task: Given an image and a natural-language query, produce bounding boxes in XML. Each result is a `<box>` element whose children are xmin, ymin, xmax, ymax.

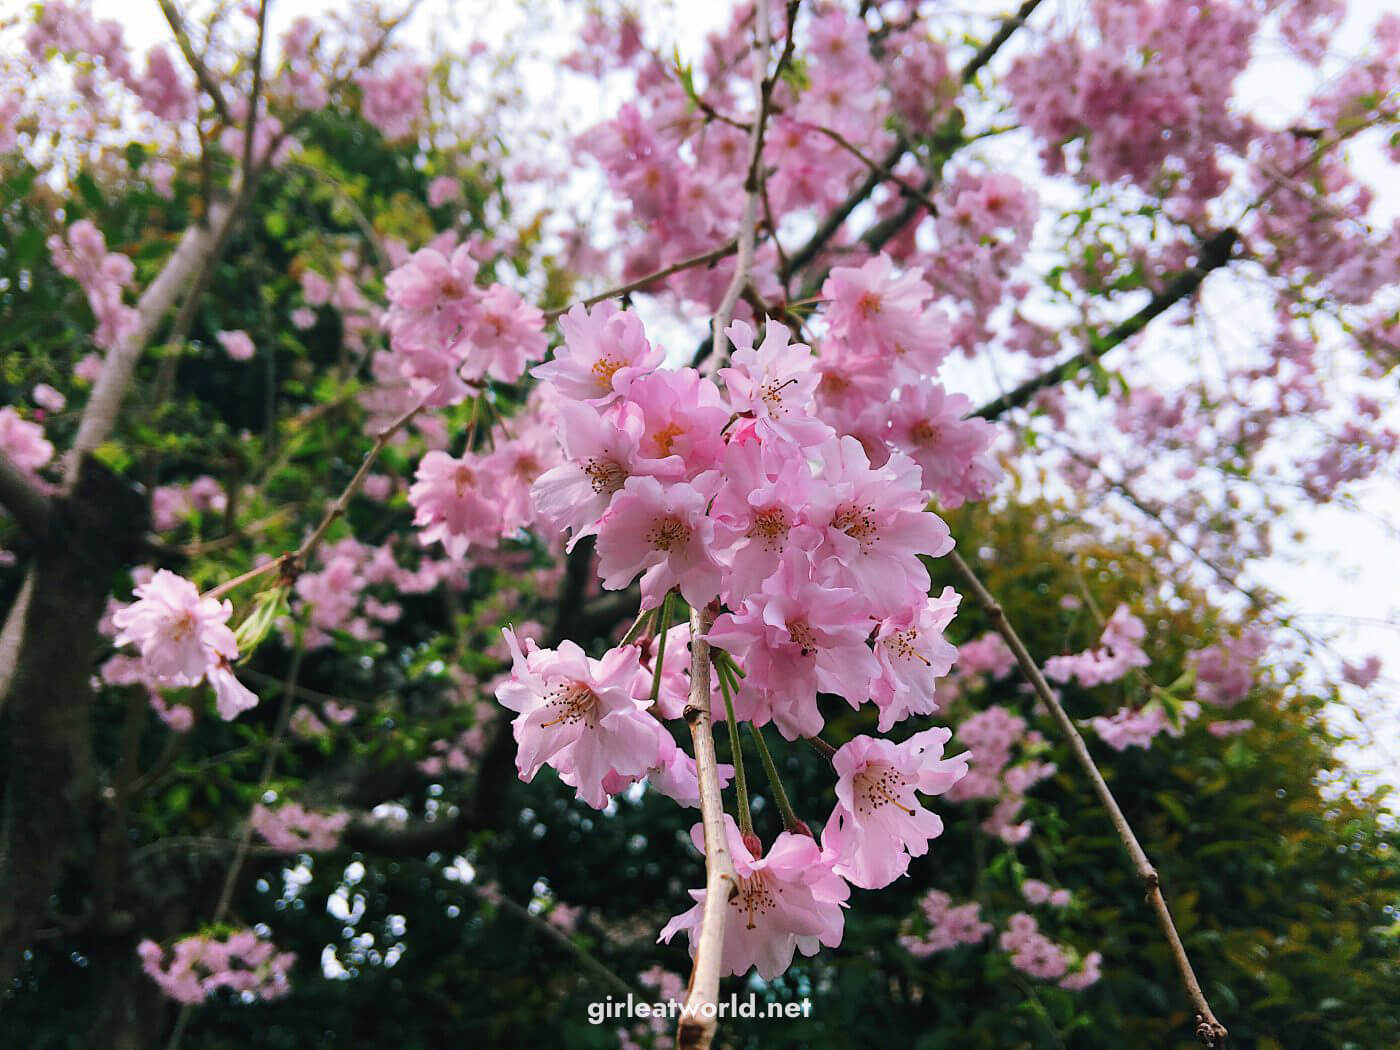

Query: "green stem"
<box><xmin>747</xmin><ymin>721</ymin><xmax>802</xmax><ymax>834</ymax></box>
<box><xmin>714</xmin><ymin>657</ymin><xmax>753</xmax><ymax>838</ymax></box>
<box><xmin>648</xmin><ymin>592</ymin><xmax>674</xmax><ymax>707</ymax></box>
<box><xmin>620</xmin><ymin>606</ymin><xmax>656</xmax><ymax>647</ymax></box>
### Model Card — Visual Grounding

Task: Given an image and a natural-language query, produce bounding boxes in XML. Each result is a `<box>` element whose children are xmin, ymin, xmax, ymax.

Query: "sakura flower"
<box><xmin>718</xmin><ymin>319</ymin><xmax>828</xmax><ymax>446</ymax></box>
<box><xmin>822</xmin><ymin>728</ymin><xmax>967</xmax><ymax>889</ymax></box>
<box><xmin>494</xmin><ymin>631</ymin><xmax>664</xmax><ymax>809</ymax></box>
<box><xmin>624</xmin><ymin>368</ymin><xmax>730</xmax><ymax>480</ymax></box>
<box><xmin>462</xmin><ymin>283</ymin><xmax>546</xmax><ymax>383</ymax></box>
<box><xmin>217</xmin><ymin>329</ymin><xmax>256</xmax><ymax>361</ymax></box>
<box><xmin>709</xmin><ymin>436</ymin><xmax>824</xmax><ymax>604</ymax></box>
<box><xmin>427</xmin><ymin>175</ymin><xmax>460</xmax><ymax>207</ymax></box>
<box><xmin>659</xmin><ymin>815</ymin><xmax>848</xmax><ymax>979</ymax></box>
<box><xmin>0</xmin><ymin>406</ymin><xmax>54</xmax><ymax>474</ymax></box>
<box><xmin>811</xmin><ymin>435</ymin><xmax>954</xmax><ymax>616</ymax></box>
<box><xmin>821</xmin><ymin>253</ymin><xmax>942</xmax><ymax>363</ymax></box>
<box><xmin>32</xmin><ymin>383</ymin><xmax>66</xmax><ymax>413</ymax></box>
<box><xmin>593</xmin><ymin>475</ymin><xmax>722</xmax><ymax>609</ymax></box>
<box><xmin>706</xmin><ymin>548</ymin><xmax>879</xmax><ymax>740</ymax></box>
<box><xmin>531</xmin><ymin>301</ymin><xmax>663</xmax><ymax>403</ymax></box>
<box><xmin>531</xmin><ymin>398</ymin><xmax>644</xmax><ymax>541</ymax></box>
<box><xmin>113</xmin><ymin>569</ymin><xmax>238</xmax><ymax>684</ymax></box>
<box><xmin>885</xmin><ymin>382</ymin><xmax>999</xmax><ymax>508</ymax></box>
<box><xmin>210</xmin><ymin>664</ymin><xmax>259</xmax><ymax>720</ymax></box>
<box><xmin>1059</xmin><ymin>950</ymin><xmax>1102</xmax><ymax>991</ymax></box>
<box><xmin>871</xmin><ymin>586</ymin><xmax>961</xmax><ymax>731</ymax></box>
<box><xmin>112</xmin><ymin>569</ymin><xmax>259</xmax><ymax>720</ymax></box>
<box><xmin>408</xmin><ymin>450</ymin><xmax>502</xmax><ymax>558</ymax></box>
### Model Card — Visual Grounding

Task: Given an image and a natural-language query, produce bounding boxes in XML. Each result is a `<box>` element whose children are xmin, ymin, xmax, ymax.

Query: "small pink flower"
<box><xmin>532</xmin><ymin>301</ymin><xmax>662</xmax><ymax>403</ymax></box>
<box><xmin>217</xmin><ymin>329</ymin><xmax>256</xmax><ymax>361</ymax></box>
<box><xmin>706</xmin><ymin>548</ymin><xmax>878</xmax><ymax>740</ymax></box>
<box><xmin>659</xmin><ymin>815</ymin><xmax>849</xmax><ymax>979</ymax></box>
<box><xmin>871</xmin><ymin>587</ymin><xmax>961</xmax><ymax>731</ymax></box>
<box><xmin>823</xmin><ymin>728</ymin><xmax>967</xmax><ymax>888</ymax></box>
<box><xmin>427</xmin><ymin>175</ymin><xmax>460</xmax><ymax>207</ymax></box>
<box><xmin>408</xmin><ymin>450</ymin><xmax>502</xmax><ymax>558</ymax></box>
<box><xmin>495</xmin><ymin>631</ymin><xmax>665</xmax><ymax>809</ymax></box>
<box><xmin>593</xmin><ymin>475</ymin><xmax>722</xmax><ymax>610</ymax></box>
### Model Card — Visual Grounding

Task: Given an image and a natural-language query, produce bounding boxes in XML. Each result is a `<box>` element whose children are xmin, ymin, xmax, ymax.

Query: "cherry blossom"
<box><xmin>659</xmin><ymin>816</ymin><xmax>848</xmax><ymax>980</ymax></box>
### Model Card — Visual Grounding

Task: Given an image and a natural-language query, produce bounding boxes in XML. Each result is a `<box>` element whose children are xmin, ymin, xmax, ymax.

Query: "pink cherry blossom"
<box><xmin>623</xmin><ymin>368</ymin><xmax>730</xmax><ymax>480</ymax></box>
<box><xmin>407</xmin><ymin>450</ymin><xmax>502</xmax><ymax>559</ymax></box>
<box><xmin>0</xmin><ymin>406</ymin><xmax>54</xmax><ymax>474</ymax></box>
<box><xmin>531</xmin><ymin>398</ymin><xmax>645</xmax><ymax>541</ymax></box>
<box><xmin>706</xmin><ymin>548</ymin><xmax>879</xmax><ymax>740</ymax></box>
<box><xmin>495</xmin><ymin>630</ymin><xmax>664</xmax><ymax>809</ymax></box>
<box><xmin>810</xmin><ymin>435</ymin><xmax>954</xmax><ymax>617</ymax></box>
<box><xmin>217</xmin><ymin>329</ymin><xmax>256</xmax><ymax>361</ymax></box>
<box><xmin>884</xmin><ymin>383</ymin><xmax>999</xmax><ymax>508</ymax></box>
<box><xmin>531</xmin><ymin>301</ymin><xmax>663</xmax><ymax>403</ymax></box>
<box><xmin>112</xmin><ymin>570</ymin><xmax>249</xmax><ymax>695</ymax></box>
<box><xmin>593</xmin><ymin>474</ymin><xmax>722</xmax><ymax>610</ymax></box>
<box><xmin>871</xmin><ymin>586</ymin><xmax>961</xmax><ymax>731</ymax></box>
<box><xmin>659</xmin><ymin>815</ymin><xmax>848</xmax><ymax>980</ymax></box>
<box><xmin>718</xmin><ymin>319</ymin><xmax>828</xmax><ymax>446</ymax></box>
<box><xmin>709</xmin><ymin>435</ymin><xmax>824</xmax><ymax>604</ymax></box>
<box><xmin>822</xmin><ymin>728</ymin><xmax>967</xmax><ymax>889</ymax></box>
<box><xmin>822</xmin><ymin>253</ymin><xmax>942</xmax><ymax>364</ymax></box>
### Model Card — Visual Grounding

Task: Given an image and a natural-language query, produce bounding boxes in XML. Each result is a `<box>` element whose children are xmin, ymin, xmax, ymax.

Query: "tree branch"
<box><xmin>678</xmin><ymin>602</ymin><xmax>735</xmax><ymax>1050</ymax></box>
<box><xmin>0</xmin><ymin>453</ymin><xmax>52</xmax><ymax>538</ymax></box>
<box><xmin>946</xmin><ymin>549</ymin><xmax>1228</xmax><ymax>1048</ymax></box>
<box><xmin>971</xmin><ymin>228</ymin><xmax>1239</xmax><ymax>421</ymax></box>
<box><xmin>544</xmin><ymin>240</ymin><xmax>738</xmax><ymax>322</ymax></box>
<box><xmin>156</xmin><ymin>0</ymin><xmax>233</xmax><ymax>125</ymax></box>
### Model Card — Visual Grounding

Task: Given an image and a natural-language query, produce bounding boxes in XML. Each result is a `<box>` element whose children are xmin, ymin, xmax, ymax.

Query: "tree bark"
<box><xmin>0</xmin><ymin>456</ymin><xmax>148</xmax><ymax>1000</ymax></box>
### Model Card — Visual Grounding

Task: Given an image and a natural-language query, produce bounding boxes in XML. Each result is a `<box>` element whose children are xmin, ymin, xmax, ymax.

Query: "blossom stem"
<box><xmin>714</xmin><ymin>658</ymin><xmax>753</xmax><ymax>838</ymax></box>
<box><xmin>620</xmin><ymin>606</ymin><xmax>656</xmax><ymax>647</ymax></box>
<box><xmin>746</xmin><ymin>722</ymin><xmax>802</xmax><ymax>835</ymax></box>
<box><xmin>805</xmin><ymin>735</ymin><xmax>836</xmax><ymax>762</ymax></box>
<box><xmin>649</xmin><ymin>591</ymin><xmax>675</xmax><ymax>707</ymax></box>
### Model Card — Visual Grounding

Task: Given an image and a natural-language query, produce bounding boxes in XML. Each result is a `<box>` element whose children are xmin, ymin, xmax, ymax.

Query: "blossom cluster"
<box><xmin>48</xmin><ymin>219</ymin><xmax>140</xmax><ymax>353</ymax></box>
<box><xmin>473</xmin><ymin>262</ymin><xmax>996</xmax><ymax>978</ymax></box>
<box><xmin>899</xmin><ymin>888</ymin><xmax>1100</xmax><ymax>991</ymax></box>
<box><xmin>250</xmin><ymin>802</ymin><xmax>351</xmax><ymax>853</ymax></box>
<box><xmin>138</xmin><ymin>931</ymin><xmax>295</xmax><ymax>1005</ymax></box>
<box><xmin>947</xmin><ymin>705</ymin><xmax>1056</xmax><ymax>844</ymax></box>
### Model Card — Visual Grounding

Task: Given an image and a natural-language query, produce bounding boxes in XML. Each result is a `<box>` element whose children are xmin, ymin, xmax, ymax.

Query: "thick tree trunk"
<box><xmin>0</xmin><ymin>457</ymin><xmax>147</xmax><ymax>1000</ymax></box>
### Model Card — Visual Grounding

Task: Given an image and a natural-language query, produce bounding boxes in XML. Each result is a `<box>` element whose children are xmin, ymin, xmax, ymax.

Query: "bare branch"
<box><xmin>961</xmin><ymin>0</ymin><xmax>1045</xmax><ymax>85</ymax></box>
<box><xmin>946</xmin><ymin>549</ymin><xmax>1228</xmax><ymax>1048</ymax></box>
<box><xmin>543</xmin><ymin>240</ymin><xmax>739</xmax><ymax>322</ymax></box>
<box><xmin>156</xmin><ymin>0</ymin><xmax>233</xmax><ymax>125</ymax></box>
<box><xmin>971</xmin><ymin>227</ymin><xmax>1239</xmax><ymax>421</ymax></box>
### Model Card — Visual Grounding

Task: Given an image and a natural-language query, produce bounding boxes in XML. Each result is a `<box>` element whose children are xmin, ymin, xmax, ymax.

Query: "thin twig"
<box><xmin>543</xmin><ymin>240</ymin><xmax>738</xmax><ymax>322</ymax></box>
<box><xmin>156</xmin><ymin>0</ymin><xmax>233</xmax><ymax>124</ymax></box>
<box><xmin>805</xmin><ymin>123</ymin><xmax>940</xmax><ymax>216</ymax></box>
<box><xmin>465</xmin><ymin>882</ymin><xmax>638</xmax><ymax>1001</ymax></box>
<box><xmin>202</xmin><ymin>396</ymin><xmax>426</xmax><ymax>600</ymax></box>
<box><xmin>946</xmin><ymin>549</ymin><xmax>1227</xmax><ymax>1048</ymax></box>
